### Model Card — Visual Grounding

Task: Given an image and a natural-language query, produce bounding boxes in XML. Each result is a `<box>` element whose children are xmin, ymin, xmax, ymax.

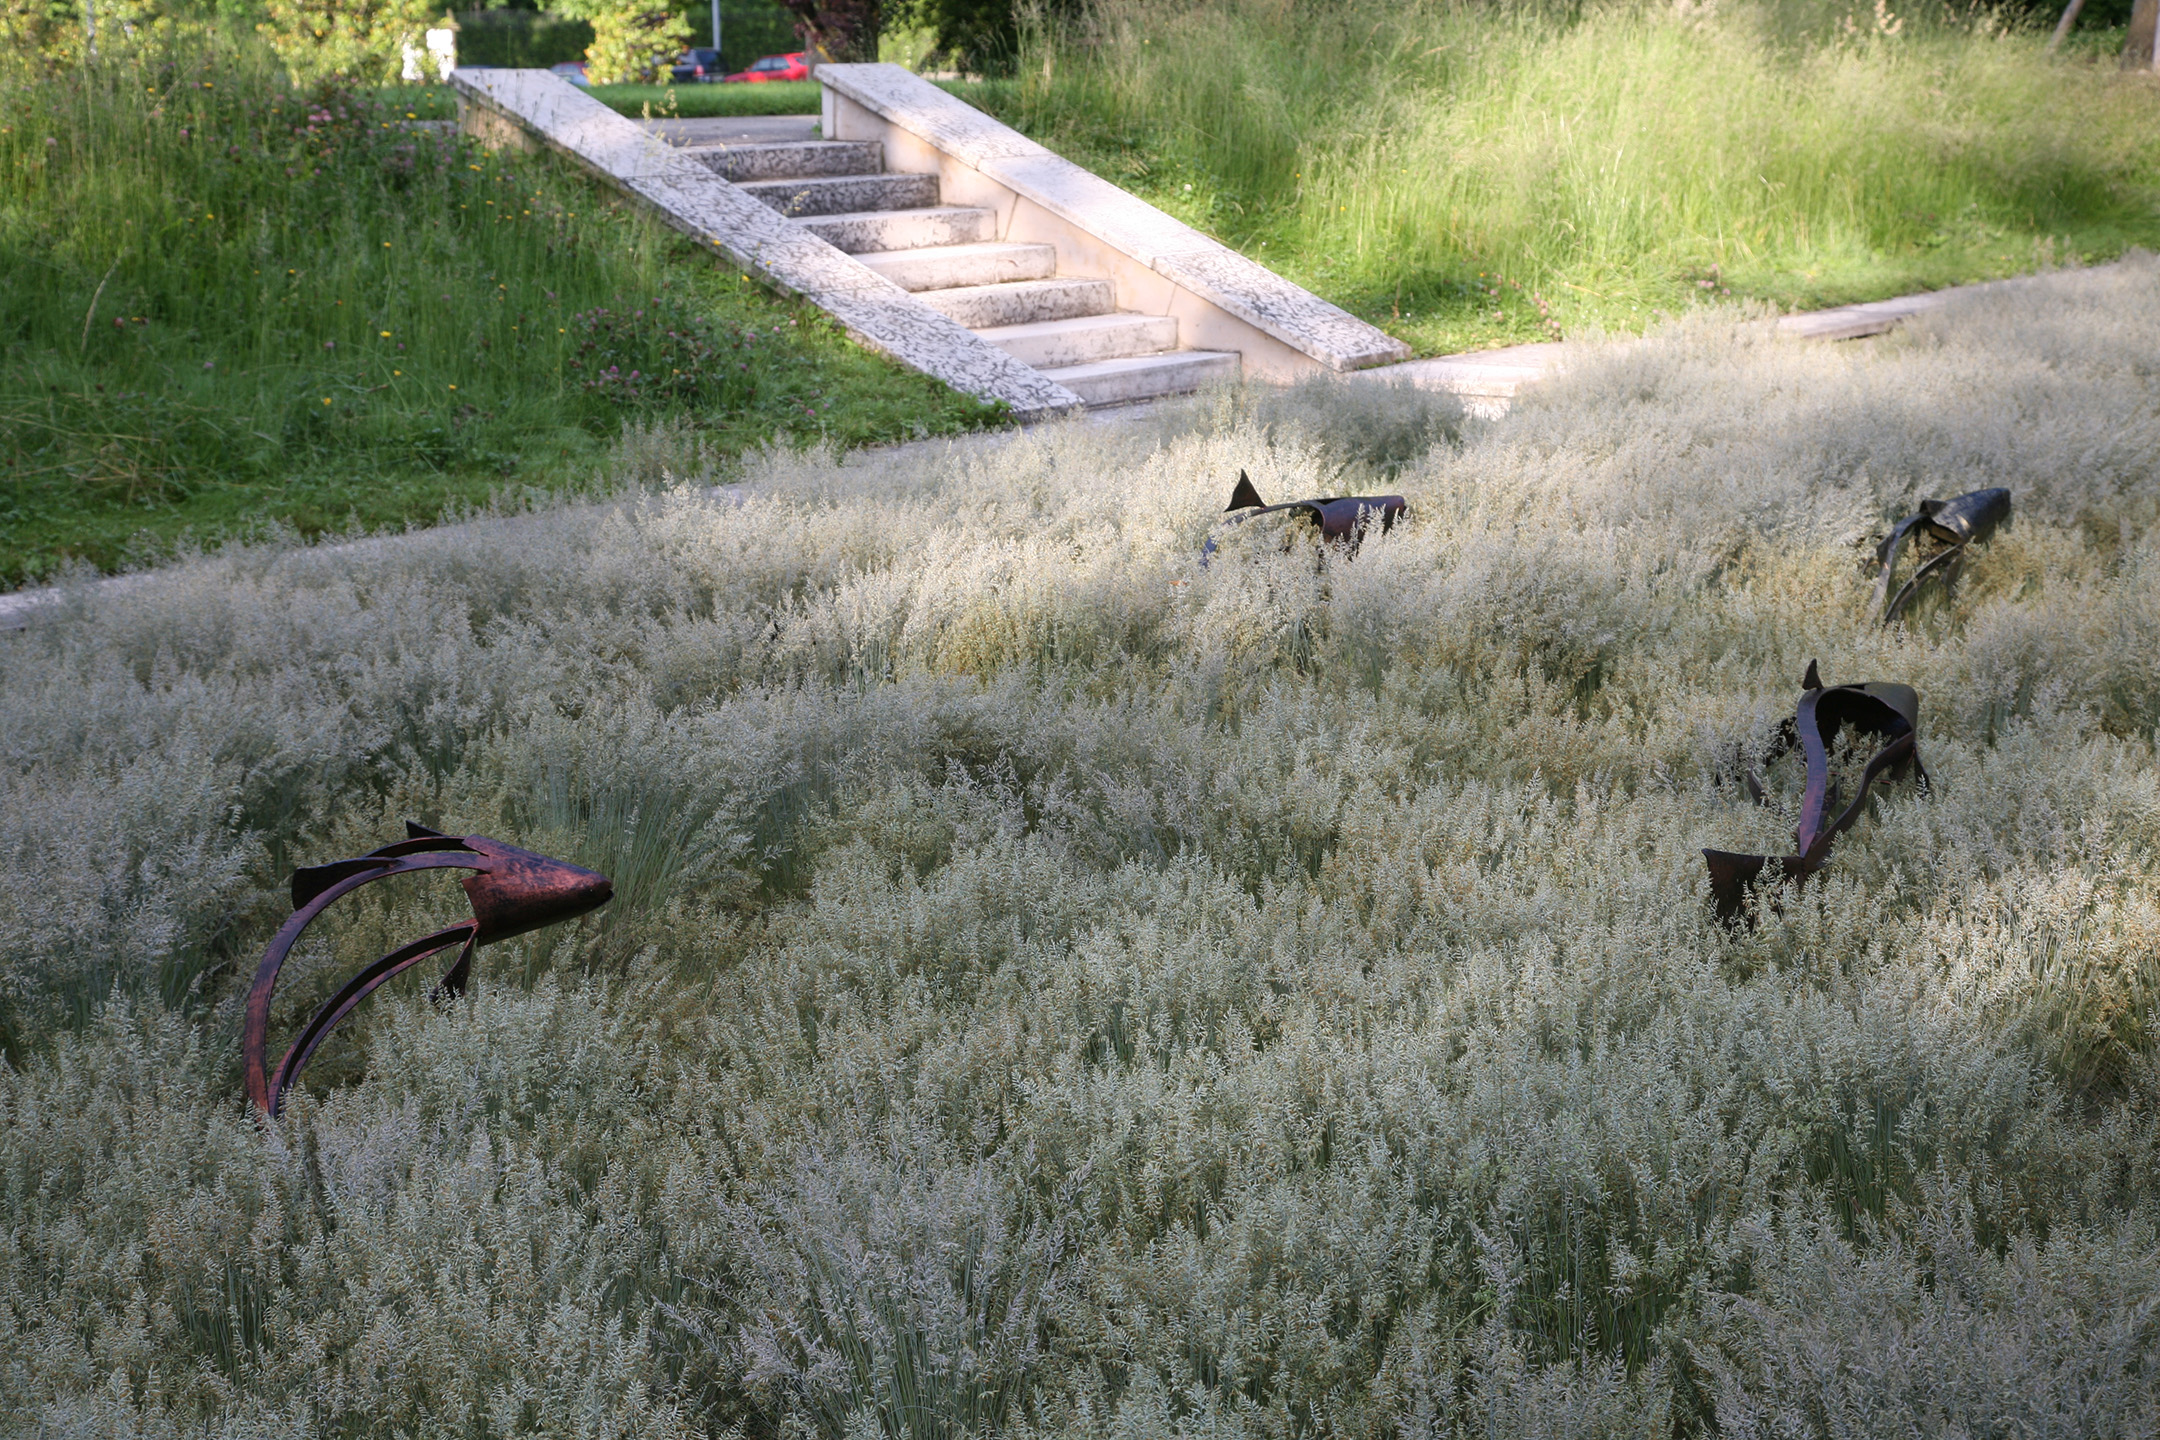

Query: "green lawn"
<box><xmin>0</xmin><ymin>52</ymin><xmax>994</xmax><ymax>590</ymax></box>
<box><xmin>590</xmin><ymin>79</ymin><xmax>821</xmax><ymax>116</ymax></box>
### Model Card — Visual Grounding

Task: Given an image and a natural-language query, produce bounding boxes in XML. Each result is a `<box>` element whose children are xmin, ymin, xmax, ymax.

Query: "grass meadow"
<box><xmin>985</xmin><ymin>0</ymin><xmax>2160</xmax><ymax>355</ymax></box>
<box><xmin>0</xmin><ymin>47</ymin><xmax>1000</xmax><ymax>589</ymax></box>
<box><xmin>4</xmin><ymin>258</ymin><xmax>2160</xmax><ymax>1436</ymax></box>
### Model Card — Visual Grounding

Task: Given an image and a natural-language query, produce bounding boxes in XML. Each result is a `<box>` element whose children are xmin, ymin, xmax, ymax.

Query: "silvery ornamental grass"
<box><xmin>3</xmin><ymin>258</ymin><xmax>2160</xmax><ymax>1437</ymax></box>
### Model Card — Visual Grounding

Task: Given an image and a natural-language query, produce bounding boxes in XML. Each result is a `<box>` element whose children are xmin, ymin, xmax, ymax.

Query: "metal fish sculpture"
<box><xmin>1874</xmin><ymin>487</ymin><xmax>2011</xmax><ymax>625</ymax></box>
<box><xmin>1704</xmin><ymin>661</ymin><xmax>1928</xmax><ymax>921</ymax></box>
<box><xmin>242</xmin><ymin>823</ymin><xmax>613</xmax><ymax>1116</ymax></box>
<box><xmin>1202</xmin><ymin>470</ymin><xmax>1406</xmax><ymax>562</ymax></box>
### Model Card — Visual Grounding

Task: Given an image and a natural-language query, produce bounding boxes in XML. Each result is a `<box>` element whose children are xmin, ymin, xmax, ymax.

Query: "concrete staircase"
<box><xmin>678</xmin><ymin>136</ymin><xmax>1239</xmax><ymax>407</ymax></box>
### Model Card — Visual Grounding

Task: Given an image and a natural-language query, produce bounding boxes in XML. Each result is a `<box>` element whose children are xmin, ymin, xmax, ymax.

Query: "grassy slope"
<box><xmin>974</xmin><ymin>0</ymin><xmax>2160</xmax><ymax>356</ymax></box>
<box><xmin>4</xmin><ymin>264</ymin><xmax>2160</xmax><ymax>1434</ymax></box>
<box><xmin>589</xmin><ymin>78</ymin><xmax>821</xmax><ymax>115</ymax></box>
<box><xmin>0</xmin><ymin>52</ymin><xmax>997</xmax><ymax>589</ymax></box>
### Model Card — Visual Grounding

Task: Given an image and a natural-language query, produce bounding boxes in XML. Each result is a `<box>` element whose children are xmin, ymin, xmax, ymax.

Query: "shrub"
<box><xmin>570</xmin><ymin>0</ymin><xmax>691</xmax><ymax>83</ymax></box>
<box><xmin>5</xmin><ymin>261</ymin><xmax>2160</xmax><ymax>1435</ymax></box>
<box><xmin>258</xmin><ymin>0</ymin><xmax>445</xmax><ymax>84</ymax></box>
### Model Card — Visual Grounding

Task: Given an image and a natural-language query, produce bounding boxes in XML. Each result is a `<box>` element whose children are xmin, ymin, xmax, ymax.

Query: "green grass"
<box><xmin>590</xmin><ymin>79</ymin><xmax>821</xmax><ymax>116</ymax></box>
<box><xmin>0</xmin><ymin>50</ymin><xmax>997</xmax><ymax>589</ymax></box>
<box><xmin>981</xmin><ymin>0</ymin><xmax>2160</xmax><ymax>356</ymax></box>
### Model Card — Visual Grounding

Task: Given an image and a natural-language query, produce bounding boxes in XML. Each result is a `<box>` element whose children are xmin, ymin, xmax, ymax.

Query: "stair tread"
<box><xmin>796</xmin><ymin>206</ymin><xmax>997</xmax><ymax>253</ymax></box>
<box><xmin>678</xmin><ymin>139</ymin><xmax>865</xmax><ymax>152</ymax></box>
<box><xmin>857</xmin><ymin>242</ymin><xmax>1061</xmax><ymax>293</ymax></box>
<box><xmin>679</xmin><ymin>139</ymin><xmax>884</xmax><ymax>182</ymax></box>
<box><xmin>802</xmin><ymin>205</ymin><xmax>993</xmax><ymax>223</ymax></box>
<box><xmin>976</xmin><ymin>313</ymin><xmax>1177</xmax><ymax>339</ymax></box>
<box><xmin>856</xmin><ymin>240</ymin><xmax>1053</xmax><ymax>263</ymax></box>
<box><xmin>923</xmin><ymin>277</ymin><xmax>1106</xmax><ymax>299</ymax></box>
<box><xmin>1040</xmin><ymin>350</ymin><xmax>1238</xmax><ymax>377</ymax></box>
<box><xmin>738</xmin><ymin>172</ymin><xmax>931</xmax><ymax>190</ymax></box>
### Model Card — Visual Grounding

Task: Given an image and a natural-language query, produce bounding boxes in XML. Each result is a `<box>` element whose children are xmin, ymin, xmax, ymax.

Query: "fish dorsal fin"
<box><xmin>1802</xmin><ymin>659</ymin><xmax>1822</xmax><ymax>692</ymax></box>
<box><xmin>406</xmin><ymin>820</ymin><xmax>450</xmax><ymax>840</ymax></box>
<box><xmin>1226</xmin><ymin>471</ymin><xmax>1265</xmax><ymax>512</ymax></box>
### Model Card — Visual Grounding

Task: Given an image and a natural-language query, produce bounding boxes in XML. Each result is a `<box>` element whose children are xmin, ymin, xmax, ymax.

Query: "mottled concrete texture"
<box><xmin>452</xmin><ymin>69</ymin><xmax>1082</xmax><ymax>420</ymax></box>
<box><xmin>814</xmin><ymin>64</ymin><xmax>1412</xmax><ymax>373</ymax></box>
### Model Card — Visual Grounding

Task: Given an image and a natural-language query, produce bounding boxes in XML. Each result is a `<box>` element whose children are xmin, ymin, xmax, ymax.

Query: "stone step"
<box><xmin>1040</xmin><ymin>350</ymin><xmax>1240</xmax><ymax>406</ymax></box>
<box><xmin>740</xmin><ymin>172</ymin><xmax>939</xmax><ymax>218</ymax></box>
<box><xmin>681</xmin><ymin>139</ymin><xmax>884</xmax><ymax>183</ymax></box>
<box><xmin>797</xmin><ymin>206</ymin><xmax>995</xmax><ymax>253</ymax></box>
<box><xmin>977</xmin><ymin>313</ymin><xmax>1180</xmax><ymax>369</ymax></box>
<box><xmin>856</xmin><ymin>241</ymin><xmax>1059</xmax><ymax>292</ymax></box>
<box><xmin>915</xmin><ymin>277</ymin><xmax>1115</xmax><ymax>330</ymax></box>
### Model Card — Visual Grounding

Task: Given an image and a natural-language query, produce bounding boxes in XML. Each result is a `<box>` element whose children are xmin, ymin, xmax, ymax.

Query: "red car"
<box><xmin>722</xmin><ymin>52</ymin><xmax>810</xmax><ymax>82</ymax></box>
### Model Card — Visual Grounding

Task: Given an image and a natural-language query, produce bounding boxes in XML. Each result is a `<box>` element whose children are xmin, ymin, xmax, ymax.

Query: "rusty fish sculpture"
<box><xmin>1202</xmin><ymin>471</ymin><xmax>1406</xmax><ymax>562</ymax></box>
<box><xmin>1874</xmin><ymin>487</ymin><xmax>2011</xmax><ymax>626</ymax></box>
<box><xmin>242</xmin><ymin>823</ymin><xmax>612</xmax><ymax>1116</ymax></box>
<box><xmin>1703</xmin><ymin>661</ymin><xmax>1928</xmax><ymax>921</ymax></box>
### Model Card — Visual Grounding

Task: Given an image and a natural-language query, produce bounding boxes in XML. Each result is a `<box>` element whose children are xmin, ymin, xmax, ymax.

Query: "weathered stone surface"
<box><xmin>638</xmin><ymin>116</ymin><xmax>818</xmax><ymax>146</ymax></box>
<box><xmin>815</xmin><ymin>63</ymin><xmax>1410</xmax><ymax>373</ymax></box>
<box><xmin>857</xmin><ymin>241</ymin><xmax>1058</xmax><ymax>292</ymax></box>
<box><xmin>460</xmin><ymin>69</ymin><xmax>685</xmax><ymax>178</ymax></box>
<box><xmin>1349</xmin><ymin>342</ymin><xmax>1562</xmax><ymax>420</ymax></box>
<box><xmin>685</xmin><ymin>141</ymin><xmax>883</xmax><ymax>183</ymax></box>
<box><xmin>813</xmin><ymin>284</ymin><xmax>1088</xmax><ymax>418</ymax></box>
<box><xmin>816</xmin><ymin>63</ymin><xmax>1049</xmax><ymax>166</ymax></box>
<box><xmin>451</xmin><ymin>68</ymin><xmax>1081</xmax><ymax>420</ymax></box>
<box><xmin>1152</xmin><ymin>249</ymin><xmax>1411</xmax><ymax>371</ymax></box>
<box><xmin>1776</xmin><ymin>294</ymin><xmax>1947</xmax><ymax>341</ymax></box>
<box><xmin>739</xmin><ymin>172</ymin><xmax>940</xmax><ymax>218</ymax></box>
<box><xmin>797</xmin><ymin>206</ymin><xmax>996</xmax><ymax>253</ymax></box>
<box><xmin>913</xmin><ymin>277</ymin><xmax>1114</xmax><ymax>329</ymax></box>
<box><xmin>616</xmin><ymin>171</ymin><xmax>881</xmax><ymax>295</ymax></box>
<box><xmin>978</xmin><ymin>154</ymin><xmax>1200</xmax><ymax>268</ymax></box>
<box><xmin>1041</xmin><ymin>350</ymin><xmax>1239</xmax><ymax>406</ymax></box>
<box><xmin>977</xmin><ymin>314</ymin><xmax>1179</xmax><ymax>369</ymax></box>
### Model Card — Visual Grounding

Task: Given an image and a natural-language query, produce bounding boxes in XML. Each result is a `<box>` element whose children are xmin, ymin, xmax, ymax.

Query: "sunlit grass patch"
<box><xmin>983</xmin><ymin>0</ymin><xmax>2160</xmax><ymax>355</ymax></box>
<box><xmin>0</xmin><ymin>46</ymin><xmax>1002</xmax><ymax>588</ymax></box>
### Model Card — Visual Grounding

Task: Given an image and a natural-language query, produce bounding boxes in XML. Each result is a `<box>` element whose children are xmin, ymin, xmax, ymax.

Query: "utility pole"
<box><xmin>711</xmin><ymin>0</ymin><xmax>722</xmax><ymax>58</ymax></box>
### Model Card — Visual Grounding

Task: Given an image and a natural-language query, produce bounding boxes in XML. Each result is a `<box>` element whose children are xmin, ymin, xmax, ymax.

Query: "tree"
<box><xmin>259</xmin><ymin>0</ymin><xmax>441</xmax><ymax>83</ymax></box>
<box><xmin>774</xmin><ymin>0</ymin><xmax>877</xmax><ymax>63</ymax></box>
<box><xmin>551</xmin><ymin>0</ymin><xmax>687</xmax><ymax>83</ymax></box>
<box><xmin>886</xmin><ymin>0</ymin><xmax>1081</xmax><ymax>77</ymax></box>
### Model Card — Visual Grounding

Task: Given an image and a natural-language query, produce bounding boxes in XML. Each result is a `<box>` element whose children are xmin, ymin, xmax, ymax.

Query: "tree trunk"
<box><xmin>2048</xmin><ymin>0</ymin><xmax>2085</xmax><ymax>50</ymax></box>
<box><xmin>778</xmin><ymin>0</ymin><xmax>881</xmax><ymax>64</ymax></box>
<box><xmin>2126</xmin><ymin>0</ymin><xmax>2159</xmax><ymax>68</ymax></box>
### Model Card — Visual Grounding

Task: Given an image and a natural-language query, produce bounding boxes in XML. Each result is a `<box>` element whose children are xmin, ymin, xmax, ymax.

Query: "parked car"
<box><xmin>722</xmin><ymin>52</ymin><xmax>810</xmax><ymax>83</ymax></box>
<box><xmin>671</xmin><ymin>47</ymin><xmax>724</xmax><ymax>83</ymax></box>
<box><xmin>549</xmin><ymin>60</ymin><xmax>590</xmax><ymax>86</ymax></box>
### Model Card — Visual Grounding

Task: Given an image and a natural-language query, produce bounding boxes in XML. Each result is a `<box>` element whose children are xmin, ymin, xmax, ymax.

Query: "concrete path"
<box><xmin>1355</xmin><ymin>267</ymin><xmax>2100</xmax><ymax>410</ymax></box>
